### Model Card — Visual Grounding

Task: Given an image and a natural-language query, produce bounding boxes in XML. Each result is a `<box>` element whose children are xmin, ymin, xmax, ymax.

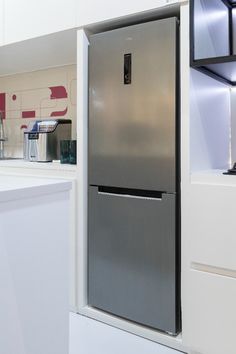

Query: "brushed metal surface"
<box><xmin>88</xmin><ymin>186</ymin><xmax>179</xmax><ymax>334</ymax></box>
<box><xmin>24</xmin><ymin>122</ymin><xmax>71</xmax><ymax>162</ymax></box>
<box><xmin>89</xmin><ymin>18</ymin><xmax>178</xmax><ymax>193</ymax></box>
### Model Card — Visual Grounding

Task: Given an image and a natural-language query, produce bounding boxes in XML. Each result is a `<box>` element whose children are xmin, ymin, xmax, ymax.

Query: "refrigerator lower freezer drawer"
<box><xmin>88</xmin><ymin>186</ymin><xmax>180</xmax><ymax>334</ymax></box>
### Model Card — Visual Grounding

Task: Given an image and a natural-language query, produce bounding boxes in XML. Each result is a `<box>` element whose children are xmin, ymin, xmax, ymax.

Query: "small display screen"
<box><xmin>124</xmin><ymin>53</ymin><xmax>132</xmax><ymax>85</ymax></box>
<box><xmin>28</xmin><ymin>133</ymin><xmax>39</xmax><ymax>140</ymax></box>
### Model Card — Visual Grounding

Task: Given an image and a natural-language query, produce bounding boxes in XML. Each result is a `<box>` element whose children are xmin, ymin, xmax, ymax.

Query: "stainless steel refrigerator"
<box><xmin>88</xmin><ymin>17</ymin><xmax>181</xmax><ymax>335</ymax></box>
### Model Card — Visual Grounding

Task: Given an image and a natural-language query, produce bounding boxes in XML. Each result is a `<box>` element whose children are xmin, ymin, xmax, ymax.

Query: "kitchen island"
<box><xmin>0</xmin><ymin>160</ymin><xmax>78</xmax><ymax>310</ymax></box>
<box><xmin>0</xmin><ymin>175</ymin><xmax>71</xmax><ymax>354</ymax></box>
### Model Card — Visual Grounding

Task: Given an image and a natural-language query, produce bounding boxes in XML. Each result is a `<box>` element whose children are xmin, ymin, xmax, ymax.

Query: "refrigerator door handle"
<box><xmin>97</xmin><ymin>186</ymin><xmax>164</xmax><ymax>201</ymax></box>
<box><xmin>98</xmin><ymin>191</ymin><xmax>162</xmax><ymax>201</ymax></box>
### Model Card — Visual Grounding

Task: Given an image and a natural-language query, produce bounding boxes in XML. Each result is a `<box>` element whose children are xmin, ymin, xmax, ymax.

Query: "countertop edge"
<box><xmin>0</xmin><ymin>180</ymin><xmax>72</xmax><ymax>203</ymax></box>
<box><xmin>0</xmin><ymin>160</ymin><xmax>77</xmax><ymax>172</ymax></box>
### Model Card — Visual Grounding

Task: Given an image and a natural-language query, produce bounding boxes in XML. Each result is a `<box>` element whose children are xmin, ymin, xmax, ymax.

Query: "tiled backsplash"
<box><xmin>0</xmin><ymin>64</ymin><xmax>76</xmax><ymax>158</ymax></box>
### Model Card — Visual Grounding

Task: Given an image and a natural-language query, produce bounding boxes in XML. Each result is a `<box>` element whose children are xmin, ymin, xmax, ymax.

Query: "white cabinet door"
<box><xmin>0</xmin><ymin>0</ymin><xmax>4</xmax><ymax>45</ymax></box>
<box><xmin>76</xmin><ymin>0</ymin><xmax>180</xmax><ymax>27</ymax></box>
<box><xmin>4</xmin><ymin>0</ymin><xmax>76</xmax><ymax>44</ymax></box>
<box><xmin>0</xmin><ymin>187</ymin><xmax>70</xmax><ymax>354</ymax></box>
<box><xmin>183</xmin><ymin>270</ymin><xmax>236</xmax><ymax>354</ymax></box>
<box><xmin>182</xmin><ymin>182</ymin><xmax>236</xmax><ymax>353</ymax></box>
<box><xmin>184</xmin><ymin>184</ymin><xmax>236</xmax><ymax>271</ymax></box>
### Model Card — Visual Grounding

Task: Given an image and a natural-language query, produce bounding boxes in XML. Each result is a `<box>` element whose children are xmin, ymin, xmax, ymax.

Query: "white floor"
<box><xmin>69</xmin><ymin>313</ymin><xmax>181</xmax><ymax>354</ymax></box>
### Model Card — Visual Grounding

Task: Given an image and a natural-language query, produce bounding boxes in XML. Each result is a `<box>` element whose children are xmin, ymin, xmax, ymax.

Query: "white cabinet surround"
<box><xmin>76</xmin><ymin>15</ymin><xmax>187</xmax><ymax>354</ymax></box>
<box><xmin>2</xmin><ymin>1</ymin><xmax>236</xmax><ymax>354</ymax></box>
<box><xmin>1</xmin><ymin>0</ymin><xmax>183</xmax><ymax>45</ymax></box>
<box><xmin>3</xmin><ymin>0</ymin><xmax>76</xmax><ymax>44</ymax></box>
<box><xmin>76</xmin><ymin>0</ymin><xmax>182</xmax><ymax>27</ymax></box>
<box><xmin>0</xmin><ymin>175</ymin><xmax>71</xmax><ymax>354</ymax></box>
<box><xmin>70</xmin><ymin>313</ymin><xmax>182</xmax><ymax>354</ymax></box>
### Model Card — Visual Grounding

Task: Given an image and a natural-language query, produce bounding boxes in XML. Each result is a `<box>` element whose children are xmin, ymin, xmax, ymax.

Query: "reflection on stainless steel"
<box><xmin>89</xmin><ymin>19</ymin><xmax>176</xmax><ymax>192</ymax></box>
<box><xmin>0</xmin><ymin>157</ymin><xmax>22</xmax><ymax>160</ymax></box>
<box><xmin>24</xmin><ymin>119</ymin><xmax>71</xmax><ymax>162</ymax></box>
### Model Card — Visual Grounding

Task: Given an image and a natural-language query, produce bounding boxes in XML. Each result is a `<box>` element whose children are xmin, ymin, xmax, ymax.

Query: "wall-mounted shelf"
<box><xmin>192</xmin><ymin>55</ymin><xmax>236</xmax><ymax>86</ymax></box>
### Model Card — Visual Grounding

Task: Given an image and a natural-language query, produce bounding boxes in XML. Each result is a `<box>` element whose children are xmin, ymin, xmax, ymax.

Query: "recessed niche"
<box><xmin>190</xmin><ymin>69</ymin><xmax>231</xmax><ymax>173</ymax></box>
<box><xmin>191</xmin><ymin>0</ymin><xmax>230</xmax><ymax>61</ymax></box>
<box><xmin>190</xmin><ymin>0</ymin><xmax>236</xmax><ymax>86</ymax></box>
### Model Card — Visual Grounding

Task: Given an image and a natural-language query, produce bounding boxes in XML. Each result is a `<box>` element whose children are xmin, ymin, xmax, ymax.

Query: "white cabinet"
<box><xmin>181</xmin><ymin>182</ymin><xmax>236</xmax><ymax>354</ymax></box>
<box><xmin>181</xmin><ymin>0</ymin><xmax>236</xmax><ymax>350</ymax></box>
<box><xmin>0</xmin><ymin>161</ymin><xmax>77</xmax><ymax>311</ymax></box>
<box><xmin>76</xmin><ymin>0</ymin><xmax>180</xmax><ymax>27</ymax></box>
<box><xmin>3</xmin><ymin>0</ymin><xmax>76</xmax><ymax>45</ymax></box>
<box><xmin>183</xmin><ymin>183</ymin><xmax>236</xmax><ymax>271</ymax></box>
<box><xmin>183</xmin><ymin>270</ymin><xmax>236</xmax><ymax>354</ymax></box>
<box><xmin>0</xmin><ymin>0</ymin><xmax>4</xmax><ymax>45</ymax></box>
<box><xmin>0</xmin><ymin>175</ymin><xmax>71</xmax><ymax>354</ymax></box>
<box><xmin>182</xmin><ymin>181</ymin><xmax>236</xmax><ymax>354</ymax></box>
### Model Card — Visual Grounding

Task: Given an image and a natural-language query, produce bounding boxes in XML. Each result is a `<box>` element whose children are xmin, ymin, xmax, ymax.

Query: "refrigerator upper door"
<box><xmin>89</xmin><ymin>18</ymin><xmax>178</xmax><ymax>193</ymax></box>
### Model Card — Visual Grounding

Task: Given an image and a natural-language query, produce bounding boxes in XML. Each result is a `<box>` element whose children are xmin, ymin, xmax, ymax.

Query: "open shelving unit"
<box><xmin>189</xmin><ymin>0</ymin><xmax>236</xmax><ymax>183</ymax></box>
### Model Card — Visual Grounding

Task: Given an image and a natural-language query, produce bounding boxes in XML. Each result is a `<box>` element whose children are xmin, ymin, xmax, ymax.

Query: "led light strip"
<box><xmin>191</xmin><ymin>262</ymin><xmax>236</xmax><ymax>279</ymax></box>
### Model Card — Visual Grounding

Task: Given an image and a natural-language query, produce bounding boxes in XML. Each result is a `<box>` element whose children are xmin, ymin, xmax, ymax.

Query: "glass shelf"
<box><xmin>191</xmin><ymin>55</ymin><xmax>236</xmax><ymax>86</ymax></box>
<box><xmin>191</xmin><ymin>169</ymin><xmax>236</xmax><ymax>187</ymax></box>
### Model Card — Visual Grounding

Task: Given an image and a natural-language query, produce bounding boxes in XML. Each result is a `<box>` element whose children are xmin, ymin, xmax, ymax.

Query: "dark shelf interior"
<box><xmin>192</xmin><ymin>55</ymin><xmax>236</xmax><ymax>86</ymax></box>
<box><xmin>221</xmin><ymin>0</ymin><xmax>236</xmax><ymax>8</ymax></box>
<box><xmin>225</xmin><ymin>0</ymin><xmax>236</xmax><ymax>6</ymax></box>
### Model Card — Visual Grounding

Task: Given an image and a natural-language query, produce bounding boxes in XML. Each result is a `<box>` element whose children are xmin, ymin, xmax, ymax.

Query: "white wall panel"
<box><xmin>4</xmin><ymin>0</ymin><xmax>76</xmax><ymax>44</ymax></box>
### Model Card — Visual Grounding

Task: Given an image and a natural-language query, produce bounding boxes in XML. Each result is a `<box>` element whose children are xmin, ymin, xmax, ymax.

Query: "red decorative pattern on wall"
<box><xmin>50</xmin><ymin>107</ymin><xmax>68</xmax><ymax>117</ymax></box>
<box><xmin>49</xmin><ymin>86</ymin><xmax>68</xmax><ymax>99</ymax></box>
<box><xmin>22</xmin><ymin>110</ymin><xmax>36</xmax><ymax>119</ymax></box>
<box><xmin>1</xmin><ymin>85</ymin><xmax>72</xmax><ymax>120</ymax></box>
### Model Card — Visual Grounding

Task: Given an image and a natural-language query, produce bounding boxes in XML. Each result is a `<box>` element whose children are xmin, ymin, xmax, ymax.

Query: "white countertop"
<box><xmin>191</xmin><ymin>169</ymin><xmax>236</xmax><ymax>187</ymax></box>
<box><xmin>0</xmin><ymin>174</ymin><xmax>72</xmax><ymax>203</ymax></box>
<box><xmin>0</xmin><ymin>159</ymin><xmax>77</xmax><ymax>172</ymax></box>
